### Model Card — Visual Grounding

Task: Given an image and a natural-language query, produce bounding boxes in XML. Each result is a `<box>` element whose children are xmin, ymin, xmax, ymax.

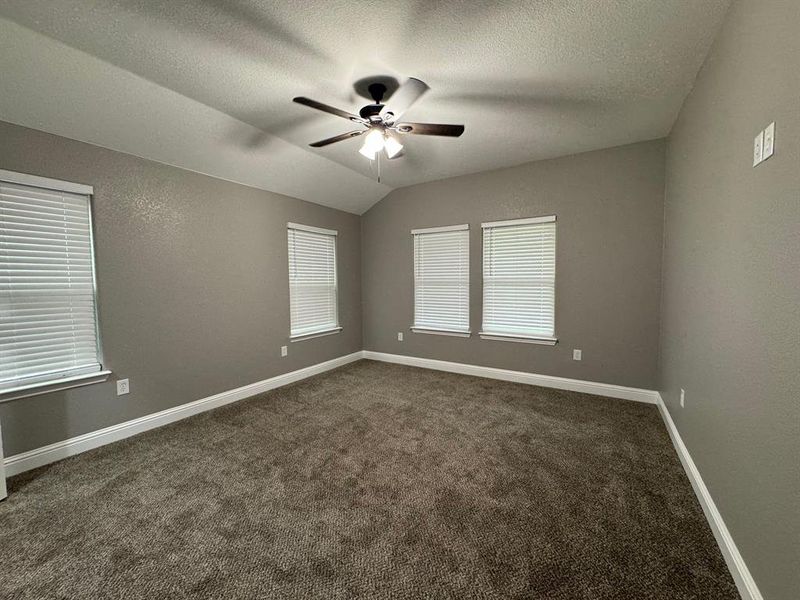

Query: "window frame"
<box><xmin>0</xmin><ymin>169</ymin><xmax>109</xmax><ymax>402</ymax></box>
<box><xmin>287</xmin><ymin>222</ymin><xmax>341</xmax><ymax>342</ymax></box>
<box><xmin>479</xmin><ymin>215</ymin><xmax>558</xmax><ymax>345</ymax></box>
<box><xmin>411</xmin><ymin>223</ymin><xmax>471</xmax><ymax>337</ymax></box>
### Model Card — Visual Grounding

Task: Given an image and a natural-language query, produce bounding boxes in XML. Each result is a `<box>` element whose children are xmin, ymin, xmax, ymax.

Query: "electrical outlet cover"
<box><xmin>753</xmin><ymin>130</ymin><xmax>764</xmax><ymax>166</ymax></box>
<box><xmin>397</xmin><ymin>332</ymin><xmax>404</xmax><ymax>341</ymax></box>
<box><xmin>116</xmin><ymin>379</ymin><xmax>130</xmax><ymax>396</ymax></box>
<box><xmin>763</xmin><ymin>122</ymin><xmax>775</xmax><ymax>160</ymax></box>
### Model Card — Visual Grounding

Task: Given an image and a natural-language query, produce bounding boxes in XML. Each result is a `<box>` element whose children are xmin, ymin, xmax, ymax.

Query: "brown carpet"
<box><xmin>0</xmin><ymin>360</ymin><xmax>739</xmax><ymax>599</ymax></box>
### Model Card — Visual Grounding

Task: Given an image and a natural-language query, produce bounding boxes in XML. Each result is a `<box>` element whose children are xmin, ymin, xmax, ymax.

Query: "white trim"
<box><xmin>0</xmin><ymin>370</ymin><xmax>112</xmax><ymax>403</ymax></box>
<box><xmin>479</xmin><ymin>332</ymin><xmax>558</xmax><ymax>345</ymax></box>
<box><xmin>2</xmin><ymin>352</ymin><xmax>362</xmax><ymax>477</ymax></box>
<box><xmin>359</xmin><ymin>352</ymin><xmax>762</xmax><ymax>599</ymax></box>
<box><xmin>0</xmin><ymin>176</ymin><xmax>105</xmax><ymax>388</ymax></box>
<box><xmin>1</xmin><ymin>364</ymin><xmax>103</xmax><ymax>393</ymax></box>
<box><xmin>287</xmin><ymin>222</ymin><xmax>337</xmax><ymax>236</ymax></box>
<box><xmin>290</xmin><ymin>327</ymin><xmax>342</xmax><ymax>342</ymax></box>
<box><xmin>411</xmin><ymin>327</ymin><xmax>471</xmax><ymax>338</ymax></box>
<box><xmin>0</xmin><ymin>168</ymin><xmax>93</xmax><ymax>195</ymax></box>
<box><xmin>0</xmin><ymin>350</ymin><xmax>763</xmax><ymax>600</ymax></box>
<box><xmin>481</xmin><ymin>215</ymin><xmax>556</xmax><ymax>228</ymax></box>
<box><xmin>86</xmin><ymin>188</ymin><xmax>105</xmax><ymax>367</ymax></box>
<box><xmin>656</xmin><ymin>394</ymin><xmax>764</xmax><ymax>600</ymax></box>
<box><xmin>0</xmin><ymin>422</ymin><xmax>6</xmax><ymax>500</ymax></box>
<box><xmin>411</xmin><ymin>224</ymin><xmax>469</xmax><ymax>235</ymax></box>
<box><xmin>362</xmin><ymin>351</ymin><xmax>658</xmax><ymax>404</ymax></box>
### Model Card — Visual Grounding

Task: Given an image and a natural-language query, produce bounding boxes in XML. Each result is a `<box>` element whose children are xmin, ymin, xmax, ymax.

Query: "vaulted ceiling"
<box><xmin>0</xmin><ymin>1</ymin><xmax>731</xmax><ymax>213</ymax></box>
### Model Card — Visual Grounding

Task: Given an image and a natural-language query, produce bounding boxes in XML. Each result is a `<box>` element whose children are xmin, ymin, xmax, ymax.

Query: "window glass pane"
<box><xmin>413</xmin><ymin>227</ymin><xmax>469</xmax><ymax>333</ymax></box>
<box><xmin>0</xmin><ymin>179</ymin><xmax>102</xmax><ymax>389</ymax></box>
<box><xmin>482</xmin><ymin>218</ymin><xmax>556</xmax><ymax>337</ymax></box>
<box><xmin>288</xmin><ymin>225</ymin><xmax>338</xmax><ymax>337</ymax></box>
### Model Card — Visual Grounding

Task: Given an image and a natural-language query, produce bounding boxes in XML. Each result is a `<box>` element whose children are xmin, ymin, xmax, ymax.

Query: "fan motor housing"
<box><xmin>359</xmin><ymin>81</ymin><xmax>391</xmax><ymax>121</ymax></box>
<box><xmin>359</xmin><ymin>103</ymin><xmax>384</xmax><ymax>120</ymax></box>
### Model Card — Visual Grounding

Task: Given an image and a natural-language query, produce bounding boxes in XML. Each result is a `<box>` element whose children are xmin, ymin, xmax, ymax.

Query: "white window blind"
<box><xmin>1</xmin><ymin>173</ymin><xmax>103</xmax><ymax>392</ymax></box>
<box><xmin>412</xmin><ymin>224</ymin><xmax>470</xmax><ymax>335</ymax></box>
<box><xmin>287</xmin><ymin>223</ymin><xmax>339</xmax><ymax>339</ymax></box>
<box><xmin>481</xmin><ymin>216</ymin><xmax>556</xmax><ymax>343</ymax></box>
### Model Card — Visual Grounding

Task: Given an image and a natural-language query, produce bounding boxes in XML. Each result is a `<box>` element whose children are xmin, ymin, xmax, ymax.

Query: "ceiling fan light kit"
<box><xmin>360</xmin><ymin>128</ymin><xmax>387</xmax><ymax>158</ymax></box>
<box><xmin>293</xmin><ymin>77</ymin><xmax>465</xmax><ymax>164</ymax></box>
<box><xmin>384</xmin><ymin>135</ymin><xmax>404</xmax><ymax>159</ymax></box>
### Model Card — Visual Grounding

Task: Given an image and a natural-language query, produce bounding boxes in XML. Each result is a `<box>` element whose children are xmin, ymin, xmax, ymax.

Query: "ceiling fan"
<box><xmin>293</xmin><ymin>77</ymin><xmax>464</xmax><ymax>161</ymax></box>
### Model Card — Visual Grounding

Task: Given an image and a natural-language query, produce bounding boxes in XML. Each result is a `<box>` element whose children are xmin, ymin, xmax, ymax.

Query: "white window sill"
<box><xmin>479</xmin><ymin>332</ymin><xmax>558</xmax><ymax>345</ymax></box>
<box><xmin>411</xmin><ymin>327</ymin><xmax>471</xmax><ymax>338</ymax></box>
<box><xmin>290</xmin><ymin>327</ymin><xmax>342</xmax><ymax>342</ymax></box>
<box><xmin>0</xmin><ymin>370</ymin><xmax>112</xmax><ymax>403</ymax></box>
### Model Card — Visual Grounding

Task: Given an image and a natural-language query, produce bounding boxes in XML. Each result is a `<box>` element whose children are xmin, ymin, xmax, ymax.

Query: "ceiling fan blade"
<box><xmin>395</xmin><ymin>123</ymin><xmax>465</xmax><ymax>137</ymax></box>
<box><xmin>308</xmin><ymin>130</ymin><xmax>365</xmax><ymax>147</ymax></box>
<box><xmin>293</xmin><ymin>97</ymin><xmax>366</xmax><ymax>123</ymax></box>
<box><xmin>380</xmin><ymin>77</ymin><xmax>429</xmax><ymax>121</ymax></box>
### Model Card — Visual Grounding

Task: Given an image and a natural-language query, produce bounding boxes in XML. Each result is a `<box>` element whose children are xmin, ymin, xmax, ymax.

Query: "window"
<box><xmin>1</xmin><ymin>170</ymin><xmax>105</xmax><ymax>395</ymax></box>
<box><xmin>412</xmin><ymin>224</ymin><xmax>470</xmax><ymax>336</ymax></box>
<box><xmin>287</xmin><ymin>223</ymin><xmax>339</xmax><ymax>340</ymax></box>
<box><xmin>481</xmin><ymin>215</ymin><xmax>557</xmax><ymax>344</ymax></box>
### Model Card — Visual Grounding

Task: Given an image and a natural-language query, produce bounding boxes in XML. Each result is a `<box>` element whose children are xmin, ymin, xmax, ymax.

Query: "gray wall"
<box><xmin>0</xmin><ymin>120</ymin><xmax>362</xmax><ymax>457</ymax></box>
<box><xmin>658</xmin><ymin>1</ymin><xmax>800</xmax><ymax>598</ymax></box>
<box><xmin>362</xmin><ymin>140</ymin><xmax>666</xmax><ymax>389</ymax></box>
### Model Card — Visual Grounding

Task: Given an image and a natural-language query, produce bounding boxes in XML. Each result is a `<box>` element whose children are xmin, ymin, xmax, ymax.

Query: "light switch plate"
<box><xmin>116</xmin><ymin>379</ymin><xmax>130</xmax><ymax>395</ymax></box>
<box><xmin>763</xmin><ymin>122</ymin><xmax>775</xmax><ymax>160</ymax></box>
<box><xmin>753</xmin><ymin>130</ymin><xmax>764</xmax><ymax>166</ymax></box>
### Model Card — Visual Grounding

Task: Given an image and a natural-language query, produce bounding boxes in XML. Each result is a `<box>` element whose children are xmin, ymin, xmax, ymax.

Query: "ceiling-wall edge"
<box><xmin>0</xmin><ymin>17</ymin><xmax>392</xmax><ymax>215</ymax></box>
<box><xmin>363</xmin><ymin>136</ymin><xmax>670</xmax><ymax>216</ymax></box>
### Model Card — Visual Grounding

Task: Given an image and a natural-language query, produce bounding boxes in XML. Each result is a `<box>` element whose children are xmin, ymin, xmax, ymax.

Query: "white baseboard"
<box><xmin>365</xmin><ymin>352</ymin><xmax>762</xmax><ymax>598</ymax></box>
<box><xmin>0</xmin><ymin>421</ymin><xmax>6</xmax><ymax>499</ymax></box>
<box><xmin>362</xmin><ymin>351</ymin><xmax>659</xmax><ymax>404</ymax></box>
<box><xmin>656</xmin><ymin>394</ymin><xmax>763</xmax><ymax>600</ymax></box>
<box><xmin>2</xmin><ymin>351</ymin><xmax>656</xmax><ymax>478</ymax></box>
<box><xmin>1</xmin><ymin>349</ymin><xmax>763</xmax><ymax>599</ymax></box>
<box><xmin>3</xmin><ymin>351</ymin><xmax>362</xmax><ymax>477</ymax></box>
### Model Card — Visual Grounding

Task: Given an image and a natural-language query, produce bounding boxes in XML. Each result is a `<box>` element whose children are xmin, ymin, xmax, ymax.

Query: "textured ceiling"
<box><xmin>0</xmin><ymin>0</ymin><xmax>731</xmax><ymax>213</ymax></box>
